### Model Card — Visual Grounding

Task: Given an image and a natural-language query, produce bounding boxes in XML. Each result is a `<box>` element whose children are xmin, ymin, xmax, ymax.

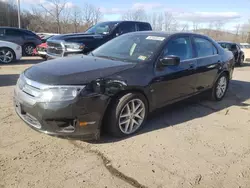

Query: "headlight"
<box><xmin>64</xmin><ymin>42</ymin><xmax>85</xmax><ymax>51</ymax></box>
<box><xmin>38</xmin><ymin>86</ymin><xmax>85</xmax><ymax>102</ymax></box>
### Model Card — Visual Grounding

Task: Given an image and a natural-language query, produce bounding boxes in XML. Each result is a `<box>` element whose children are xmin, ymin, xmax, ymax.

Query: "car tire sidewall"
<box><xmin>23</xmin><ymin>44</ymin><xmax>35</xmax><ymax>56</ymax></box>
<box><xmin>107</xmin><ymin>93</ymin><xmax>148</xmax><ymax>138</ymax></box>
<box><xmin>0</xmin><ymin>47</ymin><xmax>16</xmax><ymax>64</ymax></box>
<box><xmin>212</xmin><ymin>73</ymin><xmax>229</xmax><ymax>101</ymax></box>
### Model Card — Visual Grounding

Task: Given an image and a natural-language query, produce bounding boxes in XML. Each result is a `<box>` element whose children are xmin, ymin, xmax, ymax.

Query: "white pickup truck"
<box><xmin>0</xmin><ymin>40</ymin><xmax>22</xmax><ymax>64</ymax></box>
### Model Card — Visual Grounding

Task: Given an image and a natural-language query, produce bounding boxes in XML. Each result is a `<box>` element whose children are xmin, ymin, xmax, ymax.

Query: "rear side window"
<box><xmin>194</xmin><ymin>37</ymin><xmax>218</xmax><ymax>57</ymax></box>
<box><xmin>137</xmin><ymin>23</ymin><xmax>151</xmax><ymax>31</ymax></box>
<box><xmin>5</xmin><ymin>29</ymin><xmax>22</xmax><ymax>36</ymax></box>
<box><xmin>163</xmin><ymin>36</ymin><xmax>193</xmax><ymax>61</ymax></box>
<box><xmin>118</xmin><ymin>22</ymin><xmax>136</xmax><ymax>34</ymax></box>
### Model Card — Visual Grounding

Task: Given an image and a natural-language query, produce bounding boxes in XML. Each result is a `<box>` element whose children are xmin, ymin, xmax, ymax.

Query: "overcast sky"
<box><xmin>21</xmin><ymin>0</ymin><xmax>250</xmax><ymax>30</ymax></box>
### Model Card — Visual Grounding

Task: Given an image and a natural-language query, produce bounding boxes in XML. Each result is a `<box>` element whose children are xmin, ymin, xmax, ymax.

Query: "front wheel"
<box><xmin>211</xmin><ymin>73</ymin><xmax>229</xmax><ymax>101</ymax></box>
<box><xmin>107</xmin><ymin>93</ymin><xmax>148</xmax><ymax>137</ymax></box>
<box><xmin>0</xmin><ymin>48</ymin><xmax>15</xmax><ymax>64</ymax></box>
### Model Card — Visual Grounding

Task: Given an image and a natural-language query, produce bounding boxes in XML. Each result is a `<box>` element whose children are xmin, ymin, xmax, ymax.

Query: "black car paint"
<box><xmin>218</xmin><ymin>41</ymin><xmax>244</xmax><ymax>64</ymax></box>
<box><xmin>15</xmin><ymin>32</ymin><xmax>234</xmax><ymax>139</ymax></box>
<box><xmin>48</xmin><ymin>21</ymin><xmax>152</xmax><ymax>55</ymax></box>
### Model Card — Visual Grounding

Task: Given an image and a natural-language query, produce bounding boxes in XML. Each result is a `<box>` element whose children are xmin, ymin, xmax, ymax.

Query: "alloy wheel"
<box><xmin>216</xmin><ymin>76</ymin><xmax>227</xmax><ymax>99</ymax></box>
<box><xmin>25</xmin><ymin>45</ymin><xmax>34</xmax><ymax>55</ymax></box>
<box><xmin>118</xmin><ymin>99</ymin><xmax>146</xmax><ymax>134</ymax></box>
<box><xmin>0</xmin><ymin>49</ymin><xmax>14</xmax><ymax>64</ymax></box>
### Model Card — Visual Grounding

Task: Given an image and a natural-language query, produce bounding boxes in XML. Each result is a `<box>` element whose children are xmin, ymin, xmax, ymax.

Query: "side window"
<box><xmin>5</xmin><ymin>29</ymin><xmax>22</xmax><ymax>36</ymax></box>
<box><xmin>163</xmin><ymin>37</ymin><xmax>193</xmax><ymax>61</ymax></box>
<box><xmin>137</xmin><ymin>23</ymin><xmax>151</xmax><ymax>31</ymax></box>
<box><xmin>118</xmin><ymin>23</ymin><xmax>136</xmax><ymax>34</ymax></box>
<box><xmin>0</xmin><ymin>29</ymin><xmax>4</xmax><ymax>36</ymax></box>
<box><xmin>194</xmin><ymin>37</ymin><xmax>217</xmax><ymax>57</ymax></box>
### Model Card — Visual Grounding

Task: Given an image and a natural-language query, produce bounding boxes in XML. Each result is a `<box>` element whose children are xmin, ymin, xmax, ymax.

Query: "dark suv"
<box><xmin>0</xmin><ymin>27</ymin><xmax>42</xmax><ymax>56</ymax></box>
<box><xmin>47</xmin><ymin>21</ymin><xmax>152</xmax><ymax>58</ymax></box>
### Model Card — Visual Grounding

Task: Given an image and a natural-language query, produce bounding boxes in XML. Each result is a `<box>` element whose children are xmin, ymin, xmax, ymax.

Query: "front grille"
<box><xmin>17</xmin><ymin>74</ymin><xmax>42</xmax><ymax>98</ymax></box>
<box><xmin>37</xmin><ymin>47</ymin><xmax>46</xmax><ymax>52</ymax></box>
<box><xmin>47</xmin><ymin>41</ymin><xmax>64</xmax><ymax>56</ymax></box>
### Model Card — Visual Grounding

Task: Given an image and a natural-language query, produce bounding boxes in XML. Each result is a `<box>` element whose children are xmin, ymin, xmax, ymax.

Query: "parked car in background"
<box><xmin>14</xmin><ymin>32</ymin><xmax>234</xmax><ymax>139</ymax></box>
<box><xmin>0</xmin><ymin>27</ymin><xmax>42</xmax><ymax>56</ymax></box>
<box><xmin>239</xmin><ymin>43</ymin><xmax>250</xmax><ymax>62</ymax></box>
<box><xmin>218</xmin><ymin>41</ymin><xmax>244</xmax><ymax>66</ymax></box>
<box><xmin>33</xmin><ymin>33</ymin><xmax>59</xmax><ymax>59</ymax></box>
<box><xmin>0</xmin><ymin>40</ymin><xmax>22</xmax><ymax>64</ymax></box>
<box><xmin>47</xmin><ymin>21</ymin><xmax>152</xmax><ymax>59</ymax></box>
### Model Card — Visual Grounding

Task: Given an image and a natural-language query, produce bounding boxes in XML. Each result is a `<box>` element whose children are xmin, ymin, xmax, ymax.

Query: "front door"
<box><xmin>151</xmin><ymin>35</ymin><xmax>197</xmax><ymax>108</ymax></box>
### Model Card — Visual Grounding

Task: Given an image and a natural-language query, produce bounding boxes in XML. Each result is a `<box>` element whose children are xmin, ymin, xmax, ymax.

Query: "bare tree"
<box><xmin>82</xmin><ymin>3</ymin><xmax>102</xmax><ymax>27</ymax></box>
<box><xmin>192</xmin><ymin>21</ymin><xmax>200</xmax><ymax>31</ymax></box>
<box><xmin>40</xmin><ymin>0</ymin><xmax>67</xmax><ymax>33</ymax></box>
<box><xmin>70</xmin><ymin>6</ymin><xmax>82</xmax><ymax>33</ymax></box>
<box><xmin>122</xmin><ymin>9</ymin><xmax>147</xmax><ymax>22</ymax></box>
<box><xmin>164</xmin><ymin>11</ymin><xmax>177</xmax><ymax>32</ymax></box>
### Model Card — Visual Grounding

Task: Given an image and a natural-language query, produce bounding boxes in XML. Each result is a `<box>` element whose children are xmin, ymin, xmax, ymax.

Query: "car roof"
<box><xmin>126</xmin><ymin>31</ymin><xmax>210</xmax><ymax>38</ymax></box>
<box><xmin>100</xmin><ymin>21</ymin><xmax>151</xmax><ymax>24</ymax></box>
<box><xmin>217</xmin><ymin>41</ymin><xmax>236</xmax><ymax>44</ymax></box>
<box><xmin>0</xmin><ymin>27</ymin><xmax>34</xmax><ymax>32</ymax></box>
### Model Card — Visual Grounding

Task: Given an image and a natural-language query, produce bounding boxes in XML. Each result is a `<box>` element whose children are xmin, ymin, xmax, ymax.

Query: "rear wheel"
<box><xmin>23</xmin><ymin>43</ymin><xmax>35</xmax><ymax>56</ymax></box>
<box><xmin>238</xmin><ymin>55</ymin><xmax>244</xmax><ymax>66</ymax></box>
<box><xmin>211</xmin><ymin>73</ymin><xmax>229</xmax><ymax>101</ymax></box>
<box><xmin>106</xmin><ymin>93</ymin><xmax>148</xmax><ymax>137</ymax></box>
<box><xmin>0</xmin><ymin>48</ymin><xmax>15</xmax><ymax>64</ymax></box>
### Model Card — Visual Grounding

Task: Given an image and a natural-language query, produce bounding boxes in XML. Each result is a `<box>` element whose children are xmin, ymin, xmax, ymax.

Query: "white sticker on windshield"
<box><xmin>146</xmin><ymin>36</ymin><xmax>165</xmax><ymax>41</ymax></box>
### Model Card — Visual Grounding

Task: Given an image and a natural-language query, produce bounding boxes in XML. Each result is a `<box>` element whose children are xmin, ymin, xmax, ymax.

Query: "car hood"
<box><xmin>24</xmin><ymin>55</ymin><xmax>135</xmax><ymax>85</ymax></box>
<box><xmin>49</xmin><ymin>33</ymin><xmax>105</xmax><ymax>42</ymax></box>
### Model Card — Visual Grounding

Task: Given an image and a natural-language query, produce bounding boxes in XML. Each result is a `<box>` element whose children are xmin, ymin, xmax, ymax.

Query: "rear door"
<box><xmin>193</xmin><ymin>37</ymin><xmax>220</xmax><ymax>91</ymax></box>
<box><xmin>5</xmin><ymin>29</ymin><xmax>24</xmax><ymax>45</ymax></box>
<box><xmin>152</xmin><ymin>35</ymin><xmax>198</xmax><ymax>107</ymax></box>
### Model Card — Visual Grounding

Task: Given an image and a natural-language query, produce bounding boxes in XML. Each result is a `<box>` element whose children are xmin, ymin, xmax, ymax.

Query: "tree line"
<box><xmin>1</xmin><ymin>0</ymin><xmax>250</xmax><ymax>42</ymax></box>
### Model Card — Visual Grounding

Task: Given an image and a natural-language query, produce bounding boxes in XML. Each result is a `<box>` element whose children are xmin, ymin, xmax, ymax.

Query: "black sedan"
<box><xmin>14</xmin><ymin>32</ymin><xmax>234</xmax><ymax>139</ymax></box>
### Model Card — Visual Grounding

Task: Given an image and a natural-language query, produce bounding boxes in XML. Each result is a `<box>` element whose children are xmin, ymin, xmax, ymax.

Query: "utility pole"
<box><xmin>17</xmin><ymin>0</ymin><xmax>21</xmax><ymax>28</ymax></box>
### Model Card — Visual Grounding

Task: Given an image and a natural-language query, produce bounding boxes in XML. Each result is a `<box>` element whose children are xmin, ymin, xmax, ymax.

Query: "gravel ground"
<box><xmin>1</xmin><ymin>57</ymin><xmax>250</xmax><ymax>188</ymax></box>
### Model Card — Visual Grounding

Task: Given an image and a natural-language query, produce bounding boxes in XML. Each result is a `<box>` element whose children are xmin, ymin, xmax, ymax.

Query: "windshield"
<box><xmin>91</xmin><ymin>34</ymin><xmax>166</xmax><ymax>63</ymax></box>
<box><xmin>219</xmin><ymin>43</ymin><xmax>233</xmax><ymax>50</ymax></box>
<box><xmin>85</xmin><ymin>22</ymin><xmax>119</xmax><ymax>35</ymax></box>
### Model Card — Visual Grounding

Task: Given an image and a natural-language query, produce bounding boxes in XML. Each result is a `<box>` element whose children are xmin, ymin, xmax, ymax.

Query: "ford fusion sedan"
<box><xmin>14</xmin><ymin>32</ymin><xmax>234</xmax><ymax>140</ymax></box>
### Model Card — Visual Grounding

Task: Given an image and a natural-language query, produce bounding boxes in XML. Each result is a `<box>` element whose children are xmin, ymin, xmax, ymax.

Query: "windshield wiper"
<box><xmin>97</xmin><ymin>55</ymin><xmax>118</xmax><ymax>61</ymax></box>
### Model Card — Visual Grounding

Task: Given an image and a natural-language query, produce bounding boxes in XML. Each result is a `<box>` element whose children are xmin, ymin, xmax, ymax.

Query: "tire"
<box><xmin>106</xmin><ymin>93</ymin><xmax>148</xmax><ymax>137</ymax></box>
<box><xmin>23</xmin><ymin>43</ymin><xmax>35</xmax><ymax>56</ymax></box>
<box><xmin>238</xmin><ymin>55</ymin><xmax>244</xmax><ymax>66</ymax></box>
<box><xmin>0</xmin><ymin>47</ymin><xmax>16</xmax><ymax>64</ymax></box>
<box><xmin>211</xmin><ymin>73</ymin><xmax>229</xmax><ymax>101</ymax></box>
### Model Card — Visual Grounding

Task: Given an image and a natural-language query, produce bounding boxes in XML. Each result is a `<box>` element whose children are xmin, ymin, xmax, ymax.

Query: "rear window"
<box><xmin>137</xmin><ymin>23</ymin><xmax>151</xmax><ymax>31</ymax></box>
<box><xmin>23</xmin><ymin>30</ymin><xmax>37</xmax><ymax>36</ymax></box>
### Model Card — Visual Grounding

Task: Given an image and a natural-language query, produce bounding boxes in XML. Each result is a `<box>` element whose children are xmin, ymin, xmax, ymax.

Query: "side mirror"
<box><xmin>160</xmin><ymin>55</ymin><xmax>180</xmax><ymax>66</ymax></box>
